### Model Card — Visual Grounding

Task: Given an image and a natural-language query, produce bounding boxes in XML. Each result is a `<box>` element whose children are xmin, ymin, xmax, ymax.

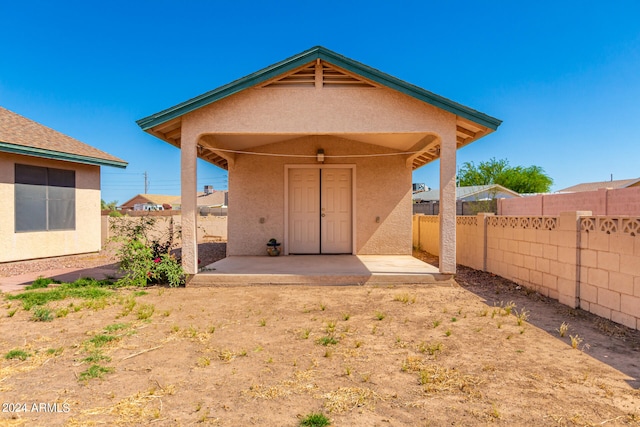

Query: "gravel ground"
<box><xmin>0</xmin><ymin>242</ymin><xmax>227</xmax><ymax>278</ymax></box>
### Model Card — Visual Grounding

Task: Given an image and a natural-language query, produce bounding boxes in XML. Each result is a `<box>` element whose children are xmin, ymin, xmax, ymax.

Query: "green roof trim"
<box><xmin>0</xmin><ymin>141</ymin><xmax>128</xmax><ymax>168</ymax></box>
<box><xmin>137</xmin><ymin>46</ymin><xmax>502</xmax><ymax>131</ymax></box>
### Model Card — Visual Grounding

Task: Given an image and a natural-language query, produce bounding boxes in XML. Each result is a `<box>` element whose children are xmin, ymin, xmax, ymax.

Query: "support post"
<box><xmin>556</xmin><ymin>211</ymin><xmax>591</xmax><ymax>308</ymax></box>
<box><xmin>439</xmin><ymin>131</ymin><xmax>457</xmax><ymax>274</ymax></box>
<box><xmin>181</xmin><ymin>132</ymin><xmax>199</xmax><ymax>275</ymax></box>
<box><xmin>477</xmin><ymin>213</ymin><xmax>494</xmax><ymax>272</ymax></box>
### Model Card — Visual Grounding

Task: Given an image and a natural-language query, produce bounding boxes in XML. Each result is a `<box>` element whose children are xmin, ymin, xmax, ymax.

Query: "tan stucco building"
<box><xmin>137</xmin><ymin>47</ymin><xmax>501</xmax><ymax>275</ymax></box>
<box><xmin>0</xmin><ymin>106</ymin><xmax>127</xmax><ymax>262</ymax></box>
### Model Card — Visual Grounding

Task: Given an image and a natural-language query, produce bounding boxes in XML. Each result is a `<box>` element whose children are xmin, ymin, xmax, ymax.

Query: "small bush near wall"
<box><xmin>108</xmin><ymin>216</ymin><xmax>184</xmax><ymax>287</ymax></box>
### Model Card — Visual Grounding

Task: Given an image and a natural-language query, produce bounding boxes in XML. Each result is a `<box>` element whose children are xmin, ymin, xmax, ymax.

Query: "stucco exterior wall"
<box><xmin>182</xmin><ymin>86</ymin><xmax>454</xmax><ymax>136</ymax></box>
<box><xmin>226</xmin><ymin>136</ymin><xmax>412</xmax><ymax>256</ymax></box>
<box><xmin>0</xmin><ymin>153</ymin><xmax>101</xmax><ymax>262</ymax></box>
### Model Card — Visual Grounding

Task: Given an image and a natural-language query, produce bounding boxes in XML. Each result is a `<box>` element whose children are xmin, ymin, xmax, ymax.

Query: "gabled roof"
<box><xmin>0</xmin><ymin>106</ymin><xmax>127</xmax><ymax>168</ymax></box>
<box><xmin>120</xmin><ymin>194</ymin><xmax>180</xmax><ymax>208</ymax></box>
<box><xmin>413</xmin><ymin>185</ymin><xmax>521</xmax><ymax>202</ymax></box>
<box><xmin>137</xmin><ymin>46</ymin><xmax>502</xmax><ymax>132</ymax></box>
<box><xmin>121</xmin><ymin>190</ymin><xmax>228</xmax><ymax>208</ymax></box>
<box><xmin>172</xmin><ymin>190</ymin><xmax>228</xmax><ymax>208</ymax></box>
<box><xmin>557</xmin><ymin>178</ymin><xmax>640</xmax><ymax>193</ymax></box>
<box><xmin>196</xmin><ymin>190</ymin><xmax>227</xmax><ymax>207</ymax></box>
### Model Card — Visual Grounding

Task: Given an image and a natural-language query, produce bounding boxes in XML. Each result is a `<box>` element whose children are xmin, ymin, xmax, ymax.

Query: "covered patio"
<box><xmin>137</xmin><ymin>47</ymin><xmax>501</xmax><ymax>284</ymax></box>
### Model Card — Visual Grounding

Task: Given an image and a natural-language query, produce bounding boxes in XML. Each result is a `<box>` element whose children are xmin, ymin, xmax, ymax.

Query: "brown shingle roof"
<box><xmin>558</xmin><ymin>178</ymin><xmax>640</xmax><ymax>193</ymax></box>
<box><xmin>0</xmin><ymin>106</ymin><xmax>127</xmax><ymax>167</ymax></box>
<box><xmin>171</xmin><ymin>191</ymin><xmax>228</xmax><ymax>207</ymax></box>
<box><xmin>121</xmin><ymin>191</ymin><xmax>228</xmax><ymax>209</ymax></box>
<box><xmin>120</xmin><ymin>194</ymin><xmax>180</xmax><ymax>208</ymax></box>
<box><xmin>196</xmin><ymin>191</ymin><xmax>227</xmax><ymax>207</ymax></box>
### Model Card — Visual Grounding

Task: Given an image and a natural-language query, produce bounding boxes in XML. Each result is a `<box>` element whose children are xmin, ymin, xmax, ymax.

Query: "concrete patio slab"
<box><xmin>189</xmin><ymin>255</ymin><xmax>454</xmax><ymax>286</ymax></box>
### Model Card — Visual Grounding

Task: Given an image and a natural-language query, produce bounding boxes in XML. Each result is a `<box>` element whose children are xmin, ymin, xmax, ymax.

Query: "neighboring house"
<box><xmin>413</xmin><ymin>185</ymin><xmax>521</xmax><ymax>202</ymax></box>
<box><xmin>557</xmin><ymin>178</ymin><xmax>640</xmax><ymax>193</ymax></box>
<box><xmin>171</xmin><ymin>187</ymin><xmax>229</xmax><ymax>210</ymax></box>
<box><xmin>0</xmin><ymin>106</ymin><xmax>127</xmax><ymax>262</ymax></box>
<box><xmin>121</xmin><ymin>187</ymin><xmax>228</xmax><ymax>211</ymax></box>
<box><xmin>120</xmin><ymin>194</ymin><xmax>180</xmax><ymax>210</ymax></box>
<box><xmin>137</xmin><ymin>46</ymin><xmax>501</xmax><ymax>274</ymax></box>
<box><xmin>196</xmin><ymin>189</ymin><xmax>228</xmax><ymax>208</ymax></box>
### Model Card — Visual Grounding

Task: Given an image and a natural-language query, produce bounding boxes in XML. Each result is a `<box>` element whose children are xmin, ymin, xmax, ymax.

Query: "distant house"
<box><xmin>120</xmin><ymin>194</ymin><xmax>179</xmax><ymax>211</ymax></box>
<box><xmin>0</xmin><ymin>106</ymin><xmax>127</xmax><ymax>262</ymax></box>
<box><xmin>121</xmin><ymin>186</ymin><xmax>228</xmax><ymax>212</ymax></box>
<box><xmin>557</xmin><ymin>178</ymin><xmax>640</xmax><ymax>193</ymax></box>
<box><xmin>196</xmin><ymin>188</ymin><xmax>228</xmax><ymax>208</ymax></box>
<box><xmin>413</xmin><ymin>185</ymin><xmax>521</xmax><ymax>202</ymax></box>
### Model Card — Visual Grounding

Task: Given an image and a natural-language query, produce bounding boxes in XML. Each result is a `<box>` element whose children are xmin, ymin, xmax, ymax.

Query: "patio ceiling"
<box><xmin>146</xmin><ymin>114</ymin><xmax>491</xmax><ymax>171</ymax></box>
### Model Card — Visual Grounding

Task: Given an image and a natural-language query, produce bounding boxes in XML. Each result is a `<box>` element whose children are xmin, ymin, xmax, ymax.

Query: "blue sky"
<box><xmin>2</xmin><ymin>1</ymin><xmax>639</xmax><ymax>203</ymax></box>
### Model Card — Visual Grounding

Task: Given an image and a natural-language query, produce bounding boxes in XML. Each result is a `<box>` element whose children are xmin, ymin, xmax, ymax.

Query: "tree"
<box><xmin>458</xmin><ymin>158</ymin><xmax>553</xmax><ymax>194</ymax></box>
<box><xmin>101</xmin><ymin>199</ymin><xmax>119</xmax><ymax>211</ymax></box>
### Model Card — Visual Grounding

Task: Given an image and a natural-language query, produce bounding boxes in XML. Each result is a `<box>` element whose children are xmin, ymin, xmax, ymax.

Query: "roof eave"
<box><xmin>0</xmin><ymin>142</ymin><xmax>128</xmax><ymax>168</ymax></box>
<box><xmin>137</xmin><ymin>46</ymin><xmax>502</xmax><ymax>132</ymax></box>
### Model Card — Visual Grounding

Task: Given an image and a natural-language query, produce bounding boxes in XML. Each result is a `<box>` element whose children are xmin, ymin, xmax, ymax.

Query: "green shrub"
<box><xmin>32</xmin><ymin>307</ymin><xmax>53</xmax><ymax>322</ymax></box>
<box><xmin>5</xmin><ymin>349</ymin><xmax>31</xmax><ymax>360</ymax></box>
<box><xmin>79</xmin><ymin>364</ymin><xmax>114</xmax><ymax>381</ymax></box>
<box><xmin>110</xmin><ymin>217</ymin><xmax>184</xmax><ymax>287</ymax></box>
<box><xmin>26</xmin><ymin>277</ymin><xmax>61</xmax><ymax>290</ymax></box>
<box><xmin>300</xmin><ymin>413</ymin><xmax>331</xmax><ymax>427</ymax></box>
<box><xmin>153</xmin><ymin>253</ymin><xmax>185</xmax><ymax>287</ymax></box>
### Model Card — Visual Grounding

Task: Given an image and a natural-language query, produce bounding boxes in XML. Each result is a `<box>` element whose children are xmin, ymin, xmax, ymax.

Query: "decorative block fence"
<box><xmin>413</xmin><ymin>212</ymin><xmax>640</xmax><ymax>330</ymax></box>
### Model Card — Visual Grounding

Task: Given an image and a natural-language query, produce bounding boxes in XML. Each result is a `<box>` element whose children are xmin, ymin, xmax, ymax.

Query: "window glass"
<box><xmin>14</xmin><ymin>164</ymin><xmax>76</xmax><ymax>232</ymax></box>
<box><xmin>48</xmin><ymin>186</ymin><xmax>75</xmax><ymax>230</ymax></box>
<box><xmin>48</xmin><ymin>168</ymin><xmax>75</xmax><ymax>188</ymax></box>
<box><xmin>15</xmin><ymin>183</ymin><xmax>47</xmax><ymax>231</ymax></box>
<box><xmin>15</xmin><ymin>164</ymin><xmax>47</xmax><ymax>185</ymax></box>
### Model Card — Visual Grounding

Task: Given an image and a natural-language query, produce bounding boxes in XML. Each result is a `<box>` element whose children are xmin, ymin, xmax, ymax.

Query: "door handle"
<box><xmin>321</xmin><ymin>214</ymin><xmax>326</xmax><ymax>217</ymax></box>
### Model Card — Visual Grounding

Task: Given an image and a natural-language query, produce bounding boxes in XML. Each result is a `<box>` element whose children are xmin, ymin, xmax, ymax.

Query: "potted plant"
<box><xmin>266</xmin><ymin>238</ymin><xmax>281</xmax><ymax>256</ymax></box>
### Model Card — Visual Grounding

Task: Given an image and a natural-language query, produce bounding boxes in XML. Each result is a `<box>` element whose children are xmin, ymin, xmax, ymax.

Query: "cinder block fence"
<box><xmin>413</xmin><ymin>212</ymin><xmax>640</xmax><ymax>330</ymax></box>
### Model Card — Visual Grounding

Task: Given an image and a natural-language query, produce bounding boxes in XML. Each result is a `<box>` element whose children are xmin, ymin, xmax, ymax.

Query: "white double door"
<box><xmin>288</xmin><ymin>167</ymin><xmax>352</xmax><ymax>254</ymax></box>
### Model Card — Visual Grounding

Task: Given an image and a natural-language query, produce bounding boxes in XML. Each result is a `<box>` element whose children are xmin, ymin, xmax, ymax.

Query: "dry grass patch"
<box><xmin>417</xmin><ymin>365</ymin><xmax>484</xmax><ymax>396</ymax></box>
<box><xmin>0</xmin><ymin>347</ymin><xmax>62</xmax><ymax>385</ymax></box>
<box><xmin>321</xmin><ymin>386</ymin><xmax>381</xmax><ymax>413</ymax></box>
<box><xmin>67</xmin><ymin>385</ymin><xmax>175</xmax><ymax>426</ymax></box>
<box><xmin>244</xmin><ymin>369</ymin><xmax>318</xmax><ymax>399</ymax></box>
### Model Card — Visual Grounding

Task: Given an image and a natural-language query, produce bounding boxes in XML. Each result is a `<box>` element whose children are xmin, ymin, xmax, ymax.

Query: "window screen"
<box><xmin>15</xmin><ymin>164</ymin><xmax>76</xmax><ymax>232</ymax></box>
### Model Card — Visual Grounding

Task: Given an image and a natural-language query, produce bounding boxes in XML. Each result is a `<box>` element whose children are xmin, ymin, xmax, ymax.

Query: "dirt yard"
<box><xmin>0</xmin><ymin>249</ymin><xmax>639</xmax><ymax>426</ymax></box>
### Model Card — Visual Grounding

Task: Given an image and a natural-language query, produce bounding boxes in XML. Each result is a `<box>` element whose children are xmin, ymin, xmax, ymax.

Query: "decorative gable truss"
<box><xmin>261</xmin><ymin>59</ymin><xmax>378</xmax><ymax>89</ymax></box>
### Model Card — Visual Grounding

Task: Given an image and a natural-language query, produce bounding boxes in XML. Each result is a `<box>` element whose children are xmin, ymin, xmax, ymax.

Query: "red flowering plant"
<box><xmin>109</xmin><ymin>216</ymin><xmax>184</xmax><ymax>287</ymax></box>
